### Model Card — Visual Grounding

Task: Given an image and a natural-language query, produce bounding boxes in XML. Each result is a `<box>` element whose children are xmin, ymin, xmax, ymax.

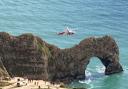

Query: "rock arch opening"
<box><xmin>85</xmin><ymin>57</ymin><xmax>105</xmax><ymax>80</ymax></box>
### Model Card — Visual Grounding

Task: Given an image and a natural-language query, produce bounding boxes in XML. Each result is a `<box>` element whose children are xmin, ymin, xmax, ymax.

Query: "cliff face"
<box><xmin>0</xmin><ymin>32</ymin><xmax>123</xmax><ymax>83</ymax></box>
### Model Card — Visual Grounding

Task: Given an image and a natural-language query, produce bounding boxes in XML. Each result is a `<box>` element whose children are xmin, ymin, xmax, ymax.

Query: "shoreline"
<box><xmin>1</xmin><ymin>77</ymin><xmax>68</xmax><ymax>89</ymax></box>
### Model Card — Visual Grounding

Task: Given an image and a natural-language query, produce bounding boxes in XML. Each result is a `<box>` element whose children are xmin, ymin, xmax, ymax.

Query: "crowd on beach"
<box><xmin>15</xmin><ymin>77</ymin><xmax>64</xmax><ymax>89</ymax></box>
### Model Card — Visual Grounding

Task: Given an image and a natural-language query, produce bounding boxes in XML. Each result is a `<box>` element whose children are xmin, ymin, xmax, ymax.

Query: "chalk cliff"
<box><xmin>0</xmin><ymin>32</ymin><xmax>123</xmax><ymax>83</ymax></box>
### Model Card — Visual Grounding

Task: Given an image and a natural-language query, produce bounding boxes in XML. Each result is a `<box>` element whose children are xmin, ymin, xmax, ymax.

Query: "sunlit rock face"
<box><xmin>0</xmin><ymin>32</ymin><xmax>123</xmax><ymax>83</ymax></box>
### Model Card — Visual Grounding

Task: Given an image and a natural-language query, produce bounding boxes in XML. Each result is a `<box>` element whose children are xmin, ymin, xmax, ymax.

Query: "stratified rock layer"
<box><xmin>0</xmin><ymin>32</ymin><xmax>123</xmax><ymax>83</ymax></box>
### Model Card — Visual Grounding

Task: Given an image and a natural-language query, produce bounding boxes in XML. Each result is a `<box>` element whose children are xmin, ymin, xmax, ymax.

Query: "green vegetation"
<box><xmin>37</xmin><ymin>41</ymin><xmax>52</xmax><ymax>80</ymax></box>
<box><xmin>10</xmin><ymin>40</ymin><xmax>17</xmax><ymax>46</ymax></box>
<box><xmin>37</xmin><ymin>42</ymin><xmax>51</xmax><ymax>58</ymax></box>
<box><xmin>42</xmin><ymin>45</ymin><xmax>51</xmax><ymax>57</ymax></box>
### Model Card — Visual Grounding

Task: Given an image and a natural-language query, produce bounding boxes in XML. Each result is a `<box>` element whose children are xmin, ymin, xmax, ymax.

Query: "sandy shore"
<box><xmin>1</xmin><ymin>77</ymin><xmax>67</xmax><ymax>89</ymax></box>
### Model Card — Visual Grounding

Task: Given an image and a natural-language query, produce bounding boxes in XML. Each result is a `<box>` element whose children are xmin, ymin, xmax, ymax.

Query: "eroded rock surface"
<box><xmin>0</xmin><ymin>32</ymin><xmax>123</xmax><ymax>83</ymax></box>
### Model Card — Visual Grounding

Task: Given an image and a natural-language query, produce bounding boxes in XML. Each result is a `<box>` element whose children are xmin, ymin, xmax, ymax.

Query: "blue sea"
<box><xmin>0</xmin><ymin>0</ymin><xmax>128</xmax><ymax>89</ymax></box>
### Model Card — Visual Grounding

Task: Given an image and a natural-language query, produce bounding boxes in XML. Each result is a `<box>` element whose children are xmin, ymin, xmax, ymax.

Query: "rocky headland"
<box><xmin>0</xmin><ymin>32</ymin><xmax>123</xmax><ymax>83</ymax></box>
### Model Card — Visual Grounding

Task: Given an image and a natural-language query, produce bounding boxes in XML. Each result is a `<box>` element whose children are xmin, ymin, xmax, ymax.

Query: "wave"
<box><xmin>79</xmin><ymin>70</ymin><xmax>92</xmax><ymax>84</ymax></box>
<box><xmin>79</xmin><ymin>78</ymin><xmax>92</xmax><ymax>84</ymax></box>
<box><xmin>96</xmin><ymin>66</ymin><xmax>105</xmax><ymax>73</ymax></box>
<box><xmin>79</xmin><ymin>66</ymin><xmax>105</xmax><ymax>85</ymax></box>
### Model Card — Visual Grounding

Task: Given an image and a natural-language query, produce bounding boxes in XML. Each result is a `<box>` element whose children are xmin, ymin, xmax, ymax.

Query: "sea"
<box><xmin>0</xmin><ymin>0</ymin><xmax>128</xmax><ymax>89</ymax></box>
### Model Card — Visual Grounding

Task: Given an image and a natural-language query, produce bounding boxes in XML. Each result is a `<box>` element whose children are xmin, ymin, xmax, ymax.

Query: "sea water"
<box><xmin>0</xmin><ymin>0</ymin><xmax>128</xmax><ymax>89</ymax></box>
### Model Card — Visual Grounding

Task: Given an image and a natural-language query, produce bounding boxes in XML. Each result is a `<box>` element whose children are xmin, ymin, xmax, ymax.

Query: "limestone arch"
<box><xmin>0</xmin><ymin>32</ymin><xmax>123</xmax><ymax>83</ymax></box>
<box><xmin>56</xmin><ymin>36</ymin><xmax>124</xmax><ymax>82</ymax></box>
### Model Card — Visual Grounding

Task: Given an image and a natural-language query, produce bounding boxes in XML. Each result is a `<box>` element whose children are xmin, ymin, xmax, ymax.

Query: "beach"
<box><xmin>1</xmin><ymin>77</ymin><xmax>67</xmax><ymax>89</ymax></box>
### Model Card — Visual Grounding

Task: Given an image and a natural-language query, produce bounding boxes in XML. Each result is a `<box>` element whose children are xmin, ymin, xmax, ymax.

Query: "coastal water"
<box><xmin>0</xmin><ymin>0</ymin><xmax>128</xmax><ymax>89</ymax></box>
